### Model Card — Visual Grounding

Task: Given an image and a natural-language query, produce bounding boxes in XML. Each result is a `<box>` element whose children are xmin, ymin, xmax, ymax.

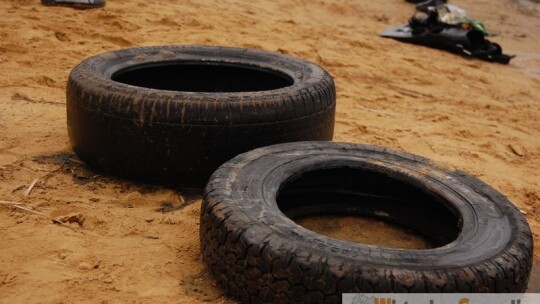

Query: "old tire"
<box><xmin>67</xmin><ymin>46</ymin><xmax>335</xmax><ymax>187</ymax></box>
<box><xmin>200</xmin><ymin>142</ymin><xmax>533</xmax><ymax>303</ymax></box>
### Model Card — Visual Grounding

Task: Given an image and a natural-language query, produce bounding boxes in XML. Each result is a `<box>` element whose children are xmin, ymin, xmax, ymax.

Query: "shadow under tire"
<box><xmin>200</xmin><ymin>142</ymin><xmax>533</xmax><ymax>303</ymax></box>
<box><xmin>67</xmin><ymin>45</ymin><xmax>336</xmax><ymax>187</ymax></box>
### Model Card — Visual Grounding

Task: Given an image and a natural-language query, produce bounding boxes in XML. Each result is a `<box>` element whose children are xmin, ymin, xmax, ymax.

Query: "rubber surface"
<box><xmin>200</xmin><ymin>142</ymin><xmax>533</xmax><ymax>303</ymax></box>
<box><xmin>67</xmin><ymin>46</ymin><xmax>336</xmax><ymax>186</ymax></box>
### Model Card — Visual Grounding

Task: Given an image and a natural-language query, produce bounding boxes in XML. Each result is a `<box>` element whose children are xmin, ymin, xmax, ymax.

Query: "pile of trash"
<box><xmin>381</xmin><ymin>0</ymin><xmax>514</xmax><ymax>64</ymax></box>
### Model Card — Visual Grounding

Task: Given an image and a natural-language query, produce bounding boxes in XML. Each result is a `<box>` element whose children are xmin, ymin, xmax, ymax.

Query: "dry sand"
<box><xmin>0</xmin><ymin>0</ymin><xmax>539</xmax><ymax>302</ymax></box>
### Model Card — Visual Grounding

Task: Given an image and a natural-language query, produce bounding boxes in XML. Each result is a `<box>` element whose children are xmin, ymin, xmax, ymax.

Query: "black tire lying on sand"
<box><xmin>67</xmin><ymin>46</ymin><xmax>335</xmax><ymax>187</ymax></box>
<box><xmin>200</xmin><ymin>142</ymin><xmax>533</xmax><ymax>303</ymax></box>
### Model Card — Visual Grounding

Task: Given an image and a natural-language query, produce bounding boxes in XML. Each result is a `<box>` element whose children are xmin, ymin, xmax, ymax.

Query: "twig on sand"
<box><xmin>354</xmin><ymin>104</ymin><xmax>398</xmax><ymax>117</ymax></box>
<box><xmin>23</xmin><ymin>178</ymin><xmax>39</xmax><ymax>197</ymax></box>
<box><xmin>0</xmin><ymin>200</ymin><xmax>36</xmax><ymax>209</ymax></box>
<box><xmin>0</xmin><ymin>200</ymin><xmax>80</xmax><ymax>232</ymax></box>
<box><xmin>0</xmin><ymin>201</ymin><xmax>43</xmax><ymax>216</ymax></box>
<box><xmin>18</xmin><ymin>161</ymin><xmax>69</xmax><ymax>195</ymax></box>
<box><xmin>41</xmin><ymin>161</ymin><xmax>69</xmax><ymax>183</ymax></box>
<box><xmin>387</xmin><ymin>84</ymin><xmax>434</xmax><ymax>99</ymax></box>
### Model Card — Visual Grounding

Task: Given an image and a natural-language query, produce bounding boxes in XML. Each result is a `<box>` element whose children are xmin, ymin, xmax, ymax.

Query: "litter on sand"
<box><xmin>41</xmin><ymin>0</ymin><xmax>105</xmax><ymax>9</ymax></box>
<box><xmin>381</xmin><ymin>0</ymin><xmax>514</xmax><ymax>64</ymax></box>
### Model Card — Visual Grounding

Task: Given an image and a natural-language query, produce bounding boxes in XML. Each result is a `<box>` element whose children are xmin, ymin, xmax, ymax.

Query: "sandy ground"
<box><xmin>0</xmin><ymin>0</ymin><xmax>539</xmax><ymax>302</ymax></box>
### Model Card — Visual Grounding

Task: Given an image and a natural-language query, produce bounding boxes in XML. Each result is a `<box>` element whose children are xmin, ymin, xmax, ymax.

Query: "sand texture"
<box><xmin>0</xmin><ymin>0</ymin><xmax>539</xmax><ymax>302</ymax></box>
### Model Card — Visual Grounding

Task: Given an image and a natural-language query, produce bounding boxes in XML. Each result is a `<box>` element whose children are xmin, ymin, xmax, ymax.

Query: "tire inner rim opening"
<box><xmin>112</xmin><ymin>62</ymin><xmax>295</xmax><ymax>92</ymax></box>
<box><xmin>276</xmin><ymin>166</ymin><xmax>462</xmax><ymax>249</ymax></box>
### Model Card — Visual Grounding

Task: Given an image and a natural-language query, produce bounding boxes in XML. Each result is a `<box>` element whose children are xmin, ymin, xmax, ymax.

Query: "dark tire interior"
<box><xmin>112</xmin><ymin>62</ymin><xmax>294</xmax><ymax>92</ymax></box>
<box><xmin>276</xmin><ymin>167</ymin><xmax>462</xmax><ymax>247</ymax></box>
